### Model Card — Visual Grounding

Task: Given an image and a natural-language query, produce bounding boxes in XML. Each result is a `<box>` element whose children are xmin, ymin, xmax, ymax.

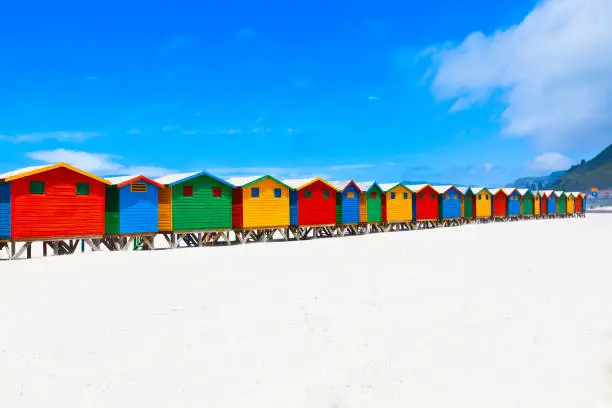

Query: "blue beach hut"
<box><xmin>432</xmin><ymin>185</ymin><xmax>463</xmax><ymax>219</ymax></box>
<box><xmin>503</xmin><ymin>188</ymin><xmax>522</xmax><ymax>217</ymax></box>
<box><xmin>543</xmin><ymin>190</ymin><xmax>558</xmax><ymax>215</ymax></box>
<box><xmin>331</xmin><ymin>180</ymin><xmax>362</xmax><ymax>224</ymax></box>
<box><xmin>105</xmin><ymin>175</ymin><xmax>165</xmax><ymax>234</ymax></box>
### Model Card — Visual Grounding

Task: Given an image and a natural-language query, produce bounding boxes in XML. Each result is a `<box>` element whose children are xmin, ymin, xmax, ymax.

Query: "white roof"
<box><xmin>106</xmin><ymin>175</ymin><xmax>141</xmax><ymax>185</ymax></box>
<box><xmin>471</xmin><ymin>186</ymin><xmax>487</xmax><ymax>194</ymax></box>
<box><xmin>405</xmin><ymin>184</ymin><xmax>429</xmax><ymax>192</ymax></box>
<box><xmin>329</xmin><ymin>180</ymin><xmax>352</xmax><ymax>190</ymax></box>
<box><xmin>378</xmin><ymin>183</ymin><xmax>402</xmax><ymax>192</ymax></box>
<box><xmin>355</xmin><ymin>181</ymin><xmax>376</xmax><ymax>191</ymax></box>
<box><xmin>282</xmin><ymin>178</ymin><xmax>318</xmax><ymax>189</ymax></box>
<box><xmin>0</xmin><ymin>165</ymin><xmax>48</xmax><ymax>180</ymax></box>
<box><xmin>225</xmin><ymin>175</ymin><xmax>264</xmax><ymax>187</ymax></box>
<box><xmin>431</xmin><ymin>185</ymin><xmax>456</xmax><ymax>194</ymax></box>
<box><xmin>457</xmin><ymin>186</ymin><xmax>471</xmax><ymax>194</ymax></box>
<box><xmin>541</xmin><ymin>190</ymin><xmax>555</xmax><ymax>196</ymax></box>
<box><xmin>155</xmin><ymin>172</ymin><xmax>199</xmax><ymax>185</ymax></box>
<box><xmin>554</xmin><ymin>190</ymin><xmax>565</xmax><ymax>196</ymax></box>
<box><xmin>502</xmin><ymin>187</ymin><xmax>518</xmax><ymax>195</ymax></box>
<box><xmin>517</xmin><ymin>188</ymin><xmax>528</xmax><ymax>196</ymax></box>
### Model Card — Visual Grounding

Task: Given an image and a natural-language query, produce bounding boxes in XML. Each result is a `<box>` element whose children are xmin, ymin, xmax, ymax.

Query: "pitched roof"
<box><xmin>106</xmin><ymin>175</ymin><xmax>165</xmax><ymax>189</ymax></box>
<box><xmin>470</xmin><ymin>187</ymin><xmax>491</xmax><ymax>194</ymax></box>
<box><xmin>378</xmin><ymin>182</ymin><xmax>405</xmax><ymax>192</ymax></box>
<box><xmin>405</xmin><ymin>184</ymin><xmax>430</xmax><ymax>193</ymax></box>
<box><xmin>457</xmin><ymin>186</ymin><xmax>472</xmax><ymax>194</ymax></box>
<box><xmin>282</xmin><ymin>177</ymin><xmax>338</xmax><ymax>191</ymax></box>
<box><xmin>355</xmin><ymin>181</ymin><xmax>382</xmax><ymax>192</ymax></box>
<box><xmin>541</xmin><ymin>190</ymin><xmax>556</xmax><ymax>197</ymax></box>
<box><xmin>155</xmin><ymin>170</ymin><xmax>235</xmax><ymax>188</ymax></box>
<box><xmin>329</xmin><ymin>180</ymin><xmax>362</xmax><ymax>192</ymax></box>
<box><xmin>225</xmin><ymin>175</ymin><xmax>290</xmax><ymax>189</ymax></box>
<box><xmin>0</xmin><ymin>162</ymin><xmax>111</xmax><ymax>184</ymax></box>
<box><xmin>502</xmin><ymin>187</ymin><xmax>518</xmax><ymax>195</ymax></box>
<box><xmin>431</xmin><ymin>185</ymin><xmax>459</xmax><ymax>194</ymax></box>
<box><xmin>516</xmin><ymin>188</ymin><xmax>529</xmax><ymax>196</ymax></box>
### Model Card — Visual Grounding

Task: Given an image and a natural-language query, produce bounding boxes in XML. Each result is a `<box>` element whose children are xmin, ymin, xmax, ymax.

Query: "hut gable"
<box><xmin>105</xmin><ymin>175</ymin><xmax>163</xmax><ymax>234</ymax></box>
<box><xmin>155</xmin><ymin>171</ymin><xmax>235</xmax><ymax>231</ymax></box>
<box><xmin>380</xmin><ymin>183</ymin><xmax>412</xmax><ymax>222</ymax></box>
<box><xmin>0</xmin><ymin>162</ymin><xmax>110</xmax><ymax>239</ymax></box>
<box><xmin>355</xmin><ymin>181</ymin><xmax>384</xmax><ymax>222</ymax></box>
<box><xmin>432</xmin><ymin>185</ymin><xmax>462</xmax><ymax>219</ymax></box>
<box><xmin>472</xmin><ymin>187</ymin><xmax>493</xmax><ymax>217</ymax></box>
<box><xmin>408</xmin><ymin>184</ymin><xmax>439</xmax><ymax>220</ymax></box>
<box><xmin>330</xmin><ymin>181</ymin><xmax>362</xmax><ymax>224</ymax></box>
<box><xmin>227</xmin><ymin>175</ymin><xmax>290</xmax><ymax>228</ymax></box>
<box><xmin>492</xmin><ymin>188</ymin><xmax>508</xmax><ymax>217</ymax></box>
<box><xmin>282</xmin><ymin>178</ymin><xmax>338</xmax><ymax>226</ymax></box>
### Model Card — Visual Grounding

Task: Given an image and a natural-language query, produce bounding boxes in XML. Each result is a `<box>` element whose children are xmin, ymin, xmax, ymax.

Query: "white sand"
<box><xmin>1</xmin><ymin>216</ymin><xmax>612</xmax><ymax>407</ymax></box>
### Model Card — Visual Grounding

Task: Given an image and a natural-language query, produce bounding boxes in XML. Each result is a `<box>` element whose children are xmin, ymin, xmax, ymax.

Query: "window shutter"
<box><xmin>30</xmin><ymin>181</ymin><xmax>45</xmax><ymax>194</ymax></box>
<box><xmin>212</xmin><ymin>187</ymin><xmax>222</xmax><ymax>197</ymax></box>
<box><xmin>274</xmin><ymin>188</ymin><xmax>282</xmax><ymax>198</ymax></box>
<box><xmin>130</xmin><ymin>182</ymin><xmax>147</xmax><ymax>193</ymax></box>
<box><xmin>76</xmin><ymin>182</ymin><xmax>90</xmax><ymax>195</ymax></box>
<box><xmin>183</xmin><ymin>186</ymin><xmax>193</xmax><ymax>197</ymax></box>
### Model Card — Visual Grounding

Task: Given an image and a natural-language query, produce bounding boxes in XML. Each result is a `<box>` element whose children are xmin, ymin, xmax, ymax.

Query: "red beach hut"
<box><xmin>406</xmin><ymin>184</ymin><xmax>439</xmax><ymax>221</ymax></box>
<box><xmin>0</xmin><ymin>162</ymin><xmax>111</xmax><ymax>239</ymax></box>
<box><xmin>492</xmin><ymin>188</ymin><xmax>508</xmax><ymax>218</ymax></box>
<box><xmin>283</xmin><ymin>178</ymin><xmax>339</xmax><ymax>226</ymax></box>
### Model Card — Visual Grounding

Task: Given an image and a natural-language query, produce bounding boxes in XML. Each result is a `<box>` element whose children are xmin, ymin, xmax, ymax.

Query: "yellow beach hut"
<box><xmin>566</xmin><ymin>192</ymin><xmax>576</xmax><ymax>214</ymax></box>
<box><xmin>379</xmin><ymin>183</ymin><xmax>413</xmax><ymax>222</ymax></box>
<box><xmin>534</xmin><ymin>191</ymin><xmax>542</xmax><ymax>215</ymax></box>
<box><xmin>471</xmin><ymin>187</ymin><xmax>493</xmax><ymax>218</ymax></box>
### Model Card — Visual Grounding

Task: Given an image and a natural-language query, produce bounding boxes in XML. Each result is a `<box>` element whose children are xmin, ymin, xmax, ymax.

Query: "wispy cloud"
<box><xmin>0</xmin><ymin>131</ymin><xmax>100</xmax><ymax>143</ymax></box>
<box><xmin>426</xmin><ymin>0</ymin><xmax>612</xmax><ymax>150</ymax></box>
<box><xmin>159</xmin><ymin>34</ymin><xmax>193</xmax><ymax>57</ymax></box>
<box><xmin>161</xmin><ymin>125</ymin><xmax>198</xmax><ymax>135</ymax></box>
<box><xmin>208</xmin><ymin>163</ymin><xmax>375</xmax><ymax>180</ymax></box>
<box><xmin>367</xmin><ymin>96</ymin><xmax>380</xmax><ymax>101</ymax></box>
<box><xmin>26</xmin><ymin>149</ymin><xmax>175</xmax><ymax>177</ymax></box>
<box><xmin>525</xmin><ymin>152</ymin><xmax>574</xmax><ymax>175</ymax></box>
<box><xmin>126</xmin><ymin>128</ymin><xmax>142</xmax><ymax>135</ymax></box>
<box><xmin>236</xmin><ymin>28</ymin><xmax>256</xmax><ymax>40</ymax></box>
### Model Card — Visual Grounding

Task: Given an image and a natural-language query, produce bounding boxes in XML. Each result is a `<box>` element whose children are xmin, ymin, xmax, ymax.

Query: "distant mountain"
<box><xmin>505</xmin><ymin>171</ymin><xmax>566</xmax><ymax>190</ymax></box>
<box><xmin>549</xmin><ymin>144</ymin><xmax>612</xmax><ymax>191</ymax></box>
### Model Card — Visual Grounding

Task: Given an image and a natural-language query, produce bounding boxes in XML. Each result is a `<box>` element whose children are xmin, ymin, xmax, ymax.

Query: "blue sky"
<box><xmin>1</xmin><ymin>0</ymin><xmax>611</xmax><ymax>186</ymax></box>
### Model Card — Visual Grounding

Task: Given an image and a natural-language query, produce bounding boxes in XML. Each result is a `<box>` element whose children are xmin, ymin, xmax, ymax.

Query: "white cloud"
<box><xmin>367</xmin><ymin>96</ymin><xmax>380</xmax><ymax>101</ymax></box>
<box><xmin>0</xmin><ymin>131</ymin><xmax>100</xmax><ymax>143</ymax></box>
<box><xmin>208</xmin><ymin>163</ymin><xmax>374</xmax><ymax>180</ymax></box>
<box><xmin>126</xmin><ymin>128</ymin><xmax>142</xmax><ymax>135</ymax></box>
<box><xmin>161</xmin><ymin>125</ymin><xmax>198</xmax><ymax>135</ymax></box>
<box><xmin>26</xmin><ymin>149</ymin><xmax>174</xmax><ymax>177</ymax></box>
<box><xmin>527</xmin><ymin>152</ymin><xmax>574</xmax><ymax>174</ymax></box>
<box><xmin>428</xmin><ymin>0</ymin><xmax>612</xmax><ymax>149</ymax></box>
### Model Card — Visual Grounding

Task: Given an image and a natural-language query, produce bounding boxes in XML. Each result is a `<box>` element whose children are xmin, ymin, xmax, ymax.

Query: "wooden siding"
<box><xmin>296</xmin><ymin>180</ymin><xmax>336</xmax><ymax>226</ymax></box>
<box><xmin>104</xmin><ymin>186</ymin><xmax>120</xmax><ymax>235</ymax></box>
<box><xmin>232</xmin><ymin>188</ymin><xmax>244</xmax><ymax>228</ymax></box>
<box><xmin>547</xmin><ymin>196</ymin><xmax>557</xmax><ymax>214</ymax></box>
<box><xmin>289</xmin><ymin>190</ymin><xmax>298</xmax><ymax>226</ymax></box>
<box><xmin>158</xmin><ymin>187</ymin><xmax>172</xmax><ymax>231</ymax></box>
<box><xmin>10</xmin><ymin>167</ymin><xmax>105</xmax><ymax>239</ymax></box>
<box><xmin>119</xmin><ymin>182</ymin><xmax>159</xmax><ymax>234</ymax></box>
<box><xmin>575</xmin><ymin>196</ymin><xmax>583</xmax><ymax>213</ymax></box>
<box><xmin>534</xmin><ymin>195</ymin><xmax>541</xmax><ymax>215</ymax></box>
<box><xmin>359</xmin><ymin>193</ymin><xmax>367</xmax><ymax>222</ymax></box>
<box><xmin>414</xmin><ymin>185</ymin><xmax>439</xmax><ymax>220</ymax></box>
<box><xmin>439</xmin><ymin>187</ymin><xmax>461</xmax><ymax>219</ymax></box>
<box><xmin>0</xmin><ymin>182</ymin><xmax>10</xmax><ymax>238</ymax></box>
<box><xmin>463</xmin><ymin>193</ymin><xmax>474</xmax><ymax>218</ymax></box>
<box><xmin>241</xmin><ymin>178</ymin><xmax>290</xmax><ymax>228</ymax></box>
<box><xmin>521</xmin><ymin>197</ymin><xmax>534</xmax><ymax>215</ymax></box>
<box><xmin>339</xmin><ymin>184</ymin><xmax>361</xmax><ymax>224</ymax></box>
<box><xmin>385</xmin><ymin>185</ymin><xmax>412</xmax><ymax>222</ymax></box>
<box><xmin>557</xmin><ymin>196</ymin><xmax>567</xmax><ymax>214</ymax></box>
<box><xmin>507</xmin><ymin>191</ymin><xmax>521</xmax><ymax>216</ymax></box>
<box><xmin>493</xmin><ymin>191</ymin><xmax>507</xmax><ymax>217</ymax></box>
<box><xmin>567</xmin><ymin>195</ymin><xmax>575</xmax><ymax>213</ymax></box>
<box><xmin>172</xmin><ymin>175</ymin><xmax>233</xmax><ymax>230</ymax></box>
<box><xmin>474</xmin><ymin>190</ymin><xmax>492</xmax><ymax>217</ymax></box>
<box><xmin>366</xmin><ymin>185</ymin><xmax>383</xmax><ymax>222</ymax></box>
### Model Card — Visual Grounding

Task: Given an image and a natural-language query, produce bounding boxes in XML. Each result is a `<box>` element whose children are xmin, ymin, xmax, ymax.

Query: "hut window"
<box><xmin>324</xmin><ymin>190</ymin><xmax>330</xmax><ymax>199</ymax></box>
<box><xmin>183</xmin><ymin>186</ymin><xmax>193</xmax><ymax>197</ymax></box>
<box><xmin>445</xmin><ymin>193</ymin><xmax>450</xmax><ymax>200</ymax></box>
<box><xmin>453</xmin><ymin>194</ymin><xmax>457</xmax><ymax>199</ymax></box>
<box><xmin>347</xmin><ymin>191</ymin><xmax>355</xmax><ymax>199</ymax></box>
<box><xmin>30</xmin><ymin>180</ymin><xmax>45</xmax><ymax>195</ymax></box>
<box><xmin>486</xmin><ymin>195</ymin><xmax>489</xmax><ymax>200</ymax></box>
<box><xmin>403</xmin><ymin>192</ymin><xmax>408</xmax><ymax>199</ymax></box>
<box><xmin>304</xmin><ymin>189</ymin><xmax>311</xmax><ymax>198</ymax></box>
<box><xmin>212</xmin><ymin>187</ymin><xmax>222</xmax><ymax>197</ymax></box>
<box><xmin>76</xmin><ymin>182</ymin><xmax>90</xmax><ymax>195</ymax></box>
<box><xmin>274</xmin><ymin>188</ymin><xmax>282</xmax><ymax>198</ymax></box>
<box><xmin>419</xmin><ymin>193</ymin><xmax>424</xmax><ymax>200</ymax></box>
<box><xmin>251</xmin><ymin>187</ymin><xmax>260</xmax><ymax>198</ymax></box>
<box><xmin>130</xmin><ymin>182</ymin><xmax>147</xmax><ymax>193</ymax></box>
<box><xmin>430</xmin><ymin>193</ymin><xmax>435</xmax><ymax>199</ymax></box>
<box><xmin>390</xmin><ymin>192</ymin><xmax>396</xmax><ymax>199</ymax></box>
<box><xmin>478</xmin><ymin>195</ymin><xmax>482</xmax><ymax>200</ymax></box>
<box><xmin>371</xmin><ymin>192</ymin><xmax>377</xmax><ymax>199</ymax></box>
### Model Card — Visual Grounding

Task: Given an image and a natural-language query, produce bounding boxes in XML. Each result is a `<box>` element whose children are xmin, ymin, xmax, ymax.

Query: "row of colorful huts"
<box><xmin>0</xmin><ymin>163</ymin><xmax>585</xmax><ymax>240</ymax></box>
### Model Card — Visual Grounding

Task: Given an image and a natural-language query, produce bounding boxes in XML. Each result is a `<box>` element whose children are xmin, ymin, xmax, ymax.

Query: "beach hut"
<box><xmin>566</xmin><ymin>192</ymin><xmax>576</xmax><ymax>214</ymax></box>
<box><xmin>472</xmin><ymin>187</ymin><xmax>493</xmax><ymax>218</ymax></box>
<box><xmin>534</xmin><ymin>192</ymin><xmax>542</xmax><ymax>215</ymax></box>
<box><xmin>0</xmin><ymin>162</ymin><xmax>111</xmax><ymax>239</ymax></box>
<box><xmin>356</xmin><ymin>181</ymin><xmax>384</xmax><ymax>223</ymax></box>
<box><xmin>104</xmin><ymin>175</ymin><xmax>165</xmax><ymax>235</ymax></box>
<box><xmin>574</xmin><ymin>192</ymin><xmax>584</xmax><ymax>213</ymax></box>
<box><xmin>226</xmin><ymin>175</ymin><xmax>291</xmax><ymax>229</ymax></box>
<box><xmin>517</xmin><ymin>189</ymin><xmax>534</xmax><ymax>216</ymax></box>
<box><xmin>458</xmin><ymin>187</ymin><xmax>474</xmax><ymax>218</ymax></box>
<box><xmin>379</xmin><ymin>183</ymin><xmax>413</xmax><ymax>222</ymax></box>
<box><xmin>432</xmin><ymin>185</ymin><xmax>462</xmax><ymax>219</ymax></box>
<box><xmin>504</xmin><ymin>188</ymin><xmax>522</xmax><ymax>217</ymax></box>
<box><xmin>155</xmin><ymin>171</ymin><xmax>235</xmax><ymax>232</ymax></box>
<box><xmin>407</xmin><ymin>184</ymin><xmax>439</xmax><ymax>221</ymax></box>
<box><xmin>283</xmin><ymin>178</ymin><xmax>339</xmax><ymax>226</ymax></box>
<box><xmin>557</xmin><ymin>191</ymin><xmax>567</xmax><ymax>215</ymax></box>
<box><xmin>492</xmin><ymin>188</ymin><xmax>508</xmax><ymax>218</ymax></box>
<box><xmin>330</xmin><ymin>181</ymin><xmax>362</xmax><ymax>224</ymax></box>
<box><xmin>542</xmin><ymin>190</ymin><xmax>557</xmax><ymax>215</ymax></box>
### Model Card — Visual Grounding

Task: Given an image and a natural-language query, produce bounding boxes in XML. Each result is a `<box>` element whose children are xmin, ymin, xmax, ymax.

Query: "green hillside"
<box><xmin>506</xmin><ymin>171</ymin><xmax>565</xmax><ymax>190</ymax></box>
<box><xmin>550</xmin><ymin>144</ymin><xmax>612</xmax><ymax>191</ymax></box>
